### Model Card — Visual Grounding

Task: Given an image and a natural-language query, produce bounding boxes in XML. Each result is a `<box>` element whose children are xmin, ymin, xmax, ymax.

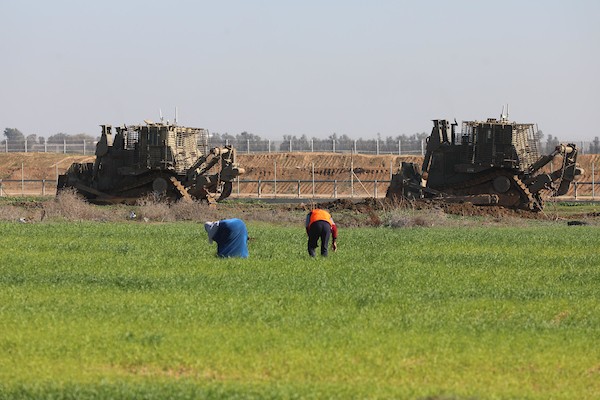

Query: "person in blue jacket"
<box><xmin>204</xmin><ymin>218</ymin><xmax>249</xmax><ymax>258</ymax></box>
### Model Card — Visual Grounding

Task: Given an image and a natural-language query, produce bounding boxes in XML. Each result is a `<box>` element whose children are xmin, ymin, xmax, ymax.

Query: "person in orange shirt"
<box><xmin>305</xmin><ymin>208</ymin><xmax>338</xmax><ymax>257</ymax></box>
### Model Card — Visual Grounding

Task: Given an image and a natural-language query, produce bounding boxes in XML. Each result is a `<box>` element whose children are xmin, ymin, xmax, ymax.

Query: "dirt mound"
<box><xmin>0</xmin><ymin>153</ymin><xmax>93</xmax><ymax>180</ymax></box>
<box><xmin>0</xmin><ymin>151</ymin><xmax>597</xmax><ymax>198</ymax></box>
<box><xmin>311</xmin><ymin>198</ymin><xmax>385</xmax><ymax>212</ymax></box>
<box><xmin>307</xmin><ymin>196</ymin><xmax>547</xmax><ymax>219</ymax></box>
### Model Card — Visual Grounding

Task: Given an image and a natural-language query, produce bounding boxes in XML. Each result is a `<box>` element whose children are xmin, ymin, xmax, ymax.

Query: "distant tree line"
<box><xmin>3</xmin><ymin>126</ymin><xmax>598</xmax><ymax>154</ymax></box>
<box><xmin>538</xmin><ymin>130</ymin><xmax>599</xmax><ymax>154</ymax></box>
<box><xmin>2</xmin><ymin>128</ymin><xmax>97</xmax><ymax>151</ymax></box>
<box><xmin>209</xmin><ymin>130</ymin><xmax>430</xmax><ymax>153</ymax></box>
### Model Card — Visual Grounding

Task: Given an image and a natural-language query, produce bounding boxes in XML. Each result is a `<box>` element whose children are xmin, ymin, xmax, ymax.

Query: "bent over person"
<box><xmin>204</xmin><ymin>218</ymin><xmax>249</xmax><ymax>258</ymax></box>
<box><xmin>305</xmin><ymin>208</ymin><xmax>338</xmax><ymax>257</ymax></box>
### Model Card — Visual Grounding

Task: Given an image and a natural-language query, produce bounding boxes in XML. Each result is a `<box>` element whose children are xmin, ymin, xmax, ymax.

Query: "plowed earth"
<box><xmin>0</xmin><ymin>152</ymin><xmax>598</xmax><ymax>221</ymax></box>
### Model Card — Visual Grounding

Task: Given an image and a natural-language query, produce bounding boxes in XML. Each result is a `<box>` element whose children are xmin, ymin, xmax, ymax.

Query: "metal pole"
<box><xmin>312</xmin><ymin>163</ymin><xmax>315</xmax><ymax>198</ymax></box>
<box><xmin>83</xmin><ymin>140</ymin><xmax>86</xmax><ymax>155</ymax></box>
<box><xmin>237</xmin><ymin>176</ymin><xmax>240</xmax><ymax>195</ymax></box>
<box><xmin>333</xmin><ymin>179</ymin><xmax>337</xmax><ymax>198</ymax></box>
<box><xmin>44</xmin><ymin>137</ymin><xmax>47</xmax><ymax>153</ymax></box>
<box><xmin>351</xmin><ymin>159</ymin><xmax>354</xmax><ymax>198</ymax></box>
<box><xmin>63</xmin><ymin>139</ymin><xmax>66</xmax><ymax>154</ymax></box>
<box><xmin>247</xmin><ymin>139</ymin><xmax>250</xmax><ymax>154</ymax></box>
<box><xmin>297</xmin><ymin>180</ymin><xmax>301</xmax><ymax>197</ymax></box>
<box><xmin>42</xmin><ymin>179</ymin><xmax>45</xmax><ymax>196</ymax></box>
<box><xmin>593</xmin><ymin>163</ymin><xmax>595</xmax><ymax>199</ymax></box>
<box><xmin>398</xmin><ymin>139</ymin><xmax>401</xmax><ymax>155</ymax></box>
<box><xmin>374</xmin><ymin>179</ymin><xmax>378</xmax><ymax>198</ymax></box>
<box><xmin>289</xmin><ymin>138</ymin><xmax>292</xmax><ymax>152</ymax></box>
<box><xmin>376</xmin><ymin>139</ymin><xmax>379</xmax><ymax>155</ymax></box>
<box><xmin>258</xmin><ymin>179</ymin><xmax>261</xmax><ymax>197</ymax></box>
<box><xmin>268</xmin><ymin>139</ymin><xmax>271</xmax><ymax>153</ymax></box>
<box><xmin>274</xmin><ymin>161</ymin><xmax>277</xmax><ymax>197</ymax></box>
<box><xmin>25</xmin><ymin>139</ymin><xmax>27</xmax><ymax>153</ymax></box>
<box><xmin>332</xmin><ymin>139</ymin><xmax>335</xmax><ymax>153</ymax></box>
<box><xmin>421</xmin><ymin>139</ymin><xmax>425</xmax><ymax>156</ymax></box>
<box><xmin>311</xmin><ymin>139</ymin><xmax>314</xmax><ymax>152</ymax></box>
<box><xmin>354</xmin><ymin>140</ymin><xmax>357</xmax><ymax>154</ymax></box>
<box><xmin>21</xmin><ymin>162</ymin><xmax>24</xmax><ymax>196</ymax></box>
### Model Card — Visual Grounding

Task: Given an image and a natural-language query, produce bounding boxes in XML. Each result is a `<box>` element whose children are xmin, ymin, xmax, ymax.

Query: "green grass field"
<box><xmin>1</xmin><ymin>220</ymin><xmax>599</xmax><ymax>399</ymax></box>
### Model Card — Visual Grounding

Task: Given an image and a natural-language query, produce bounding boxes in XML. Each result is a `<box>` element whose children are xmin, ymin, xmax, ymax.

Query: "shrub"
<box><xmin>170</xmin><ymin>200</ymin><xmax>220</xmax><ymax>222</ymax></box>
<box><xmin>382</xmin><ymin>207</ymin><xmax>447</xmax><ymax>228</ymax></box>
<box><xmin>43</xmin><ymin>189</ymin><xmax>117</xmax><ymax>221</ymax></box>
<box><xmin>135</xmin><ymin>195</ymin><xmax>175</xmax><ymax>222</ymax></box>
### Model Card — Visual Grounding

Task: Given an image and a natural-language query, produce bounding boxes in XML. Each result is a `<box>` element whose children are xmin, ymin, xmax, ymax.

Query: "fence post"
<box><xmin>421</xmin><ymin>139</ymin><xmax>425</xmax><ymax>156</ymax></box>
<box><xmin>25</xmin><ymin>139</ymin><xmax>28</xmax><ymax>153</ymax></box>
<box><xmin>376</xmin><ymin>139</ymin><xmax>379</xmax><ymax>155</ymax></box>
<box><xmin>374</xmin><ymin>179</ymin><xmax>378</xmax><ymax>198</ymax></box>
<box><xmin>574</xmin><ymin>182</ymin><xmax>578</xmax><ymax>199</ymax></box>
<box><xmin>351</xmin><ymin>159</ymin><xmax>354</xmax><ymax>198</ymax></box>
<box><xmin>247</xmin><ymin>139</ymin><xmax>250</xmax><ymax>154</ymax></box>
<box><xmin>274</xmin><ymin>161</ymin><xmax>277</xmax><ymax>197</ymax></box>
<box><xmin>257</xmin><ymin>179</ymin><xmax>261</xmax><ymax>197</ymax></box>
<box><xmin>297</xmin><ymin>180</ymin><xmax>301</xmax><ymax>197</ymax></box>
<box><xmin>289</xmin><ymin>138</ymin><xmax>292</xmax><ymax>152</ymax></box>
<box><xmin>44</xmin><ymin>137</ymin><xmax>47</xmax><ymax>153</ymax></box>
<box><xmin>63</xmin><ymin>139</ymin><xmax>66</xmax><ymax>154</ymax></box>
<box><xmin>312</xmin><ymin>163</ymin><xmax>315</xmax><ymax>198</ymax></box>
<box><xmin>42</xmin><ymin>179</ymin><xmax>45</xmax><ymax>196</ymax></box>
<box><xmin>332</xmin><ymin>139</ymin><xmax>336</xmax><ymax>153</ymax></box>
<box><xmin>333</xmin><ymin>179</ymin><xmax>337</xmax><ymax>198</ymax></box>
<box><xmin>311</xmin><ymin>139</ymin><xmax>314</xmax><ymax>152</ymax></box>
<box><xmin>268</xmin><ymin>139</ymin><xmax>271</xmax><ymax>153</ymax></box>
<box><xmin>353</xmin><ymin>140</ymin><xmax>357</xmax><ymax>154</ymax></box>
<box><xmin>398</xmin><ymin>139</ymin><xmax>401</xmax><ymax>155</ymax></box>
<box><xmin>83</xmin><ymin>140</ymin><xmax>86</xmax><ymax>155</ymax></box>
<box><xmin>237</xmin><ymin>176</ymin><xmax>240</xmax><ymax>195</ymax></box>
<box><xmin>21</xmin><ymin>162</ymin><xmax>24</xmax><ymax>196</ymax></box>
<box><xmin>592</xmin><ymin>163</ymin><xmax>595</xmax><ymax>199</ymax></box>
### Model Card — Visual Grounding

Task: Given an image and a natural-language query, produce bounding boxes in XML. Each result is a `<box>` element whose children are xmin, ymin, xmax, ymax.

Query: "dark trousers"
<box><xmin>308</xmin><ymin>220</ymin><xmax>331</xmax><ymax>257</ymax></box>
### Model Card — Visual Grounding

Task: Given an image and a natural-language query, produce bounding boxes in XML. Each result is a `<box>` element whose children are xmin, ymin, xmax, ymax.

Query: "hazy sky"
<box><xmin>1</xmin><ymin>0</ymin><xmax>599</xmax><ymax>140</ymax></box>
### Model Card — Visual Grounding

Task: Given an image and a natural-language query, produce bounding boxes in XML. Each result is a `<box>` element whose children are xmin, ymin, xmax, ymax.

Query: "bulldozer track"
<box><xmin>169</xmin><ymin>176</ymin><xmax>192</xmax><ymax>202</ymax></box>
<box><xmin>514</xmin><ymin>176</ymin><xmax>542</xmax><ymax>211</ymax></box>
<box><xmin>445</xmin><ymin>170</ymin><xmax>538</xmax><ymax>210</ymax></box>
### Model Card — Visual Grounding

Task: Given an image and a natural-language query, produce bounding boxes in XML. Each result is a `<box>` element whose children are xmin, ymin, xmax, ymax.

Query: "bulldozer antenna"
<box><xmin>500</xmin><ymin>104</ymin><xmax>509</xmax><ymax>122</ymax></box>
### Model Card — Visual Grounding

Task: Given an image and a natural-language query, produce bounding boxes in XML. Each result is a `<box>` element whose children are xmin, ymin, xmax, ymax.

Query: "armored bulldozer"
<box><xmin>57</xmin><ymin>120</ymin><xmax>244</xmax><ymax>204</ymax></box>
<box><xmin>386</xmin><ymin>114</ymin><xmax>583</xmax><ymax>211</ymax></box>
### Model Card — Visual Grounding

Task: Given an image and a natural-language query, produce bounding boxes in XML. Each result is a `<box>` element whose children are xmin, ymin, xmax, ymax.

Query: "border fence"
<box><xmin>1</xmin><ymin>177</ymin><xmax>599</xmax><ymax>202</ymax></box>
<box><xmin>0</xmin><ymin>138</ymin><xmax>426</xmax><ymax>156</ymax></box>
<box><xmin>2</xmin><ymin>138</ymin><xmax>598</xmax><ymax>156</ymax></box>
